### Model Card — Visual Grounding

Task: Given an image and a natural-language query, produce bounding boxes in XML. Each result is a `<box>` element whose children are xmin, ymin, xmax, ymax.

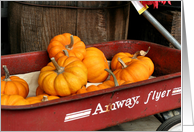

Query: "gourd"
<box><xmin>111</xmin><ymin>47</ymin><xmax>154</xmax><ymax>76</ymax></box>
<box><xmin>47</xmin><ymin>33</ymin><xmax>86</xmax><ymax>61</ymax></box>
<box><xmin>1</xmin><ymin>94</ymin><xmax>30</xmax><ymax>106</ymax></box>
<box><xmin>82</xmin><ymin>47</ymin><xmax>109</xmax><ymax>83</ymax></box>
<box><xmin>1</xmin><ymin>65</ymin><xmax>29</xmax><ymax>98</ymax></box>
<box><xmin>38</xmin><ymin>54</ymin><xmax>88</xmax><ymax>96</ymax></box>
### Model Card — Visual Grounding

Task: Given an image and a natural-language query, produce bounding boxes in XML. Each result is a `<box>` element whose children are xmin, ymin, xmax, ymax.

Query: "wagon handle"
<box><xmin>131</xmin><ymin>1</ymin><xmax>181</xmax><ymax>50</ymax></box>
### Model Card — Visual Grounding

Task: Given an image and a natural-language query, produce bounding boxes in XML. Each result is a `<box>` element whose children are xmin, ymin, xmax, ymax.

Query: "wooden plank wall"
<box><xmin>8</xmin><ymin>1</ymin><xmax>130</xmax><ymax>54</ymax></box>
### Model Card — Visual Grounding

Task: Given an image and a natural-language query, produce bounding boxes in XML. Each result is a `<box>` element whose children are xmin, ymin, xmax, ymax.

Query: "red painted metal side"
<box><xmin>1</xmin><ymin>40</ymin><xmax>181</xmax><ymax>76</ymax></box>
<box><xmin>1</xmin><ymin>40</ymin><xmax>181</xmax><ymax>131</ymax></box>
<box><xmin>1</xmin><ymin>76</ymin><xmax>181</xmax><ymax>131</ymax></box>
<box><xmin>1</xmin><ymin>51</ymin><xmax>50</xmax><ymax>76</ymax></box>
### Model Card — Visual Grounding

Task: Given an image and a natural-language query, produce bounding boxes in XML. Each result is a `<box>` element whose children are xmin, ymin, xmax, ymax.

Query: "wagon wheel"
<box><xmin>156</xmin><ymin>115</ymin><xmax>181</xmax><ymax>131</ymax></box>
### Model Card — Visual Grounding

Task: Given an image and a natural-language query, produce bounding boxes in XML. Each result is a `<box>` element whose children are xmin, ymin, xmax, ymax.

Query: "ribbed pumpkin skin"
<box><xmin>111</xmin><ymin>51</ymin><xmax>154</xmax><ymax>76</ymax></box>
<box><xmin>76</xmin><ymin>86</ymin><xmax>88</xmax><ymax>94</ymax></box>
<box><xmin>1</xmin><ymin>76</ymin><xmax>29</xmax><ymax>98</ymax></box>
<box><xmin>57</xmin><ymin>55</ymin><xmax>88</xmax><ymax>74</ymax></box>
<box><xmin>110</xmin><ymin>59</ymin><xmax>150</xmax><ymax>82</ymax></box>
<box><xmin>26</xmin><ymin>95</ymin><xmax>60</xmax><ymax>104</ymax></box>
<box><xmin>98</xmin><ymin>80</ymin><xmax>115</xmax><ymax>89</ymax></box>
<box><xmin>36</xmin><ymin>86</ymin><xmax>46</xmax><ymax>96</ymax></box>
<box><xmin>47</xmin><ymin>33</ymin><xmax>86</xmax><ymax>61</ymax></box>
<box><xmin>82</xmin><ymin>47</ymin><xmax>109</xmax><ymax>83</ymax></box>
<box><xmin>1</xmin><ymin>94</ymin><xmax>30</xmax><ymax>106</ymax></box>
<box><xmin>86</xmin><ymin>85</ymin><xmax>101</xmax><ymax>92</ymax></box>
<box><xmin>111</xmin><ymin>52</ymin><xmax>133</xmax><ymax>71</ymax></box>
<box><xmin>136</xmin><ymin>56</ymin><xmax>154</xmax><ymax>76</ymax></box>
<box><xmin>26</xmin><ymin>95</ymin><xmax>44</xmax><ymax>104</ymax></box>
<box><xmin>97</xmin><ymin>76</ymin><xmax>130</xmax><ymax>89</ymax></box>
<box><xmin>38</xmin><ymin>56</ymin><xmax>88</xmax><ymax>97</ymax></box>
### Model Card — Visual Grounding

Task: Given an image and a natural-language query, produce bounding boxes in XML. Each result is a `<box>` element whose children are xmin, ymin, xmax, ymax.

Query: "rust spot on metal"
<box><xmin>110</xmin><ymin>92</ymin><xmax>115</xmax><ymax>99</ymax></box>
<box><xmin>178</xmin><ymin>98</ymin><xmax>181</xmax><ymax>103</ymax></box>
<box><xmin>105</xmin><ymin>104</ymin><xmax>110</xmax><ymax>112</ymax></box>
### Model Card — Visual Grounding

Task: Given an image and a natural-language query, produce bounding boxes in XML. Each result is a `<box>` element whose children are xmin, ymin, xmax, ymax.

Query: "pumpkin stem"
<box><xmin>65</xmin><ymin>35</ymin><xmax>74</xmax><ymax>50</ymax></box>
<box><xmin>51</xmin><ymin>57</ymin><xmax>64</xmax><ymax>74</ymax></box>
<box><xmin>104</xmin><ymin>69</ymin><xmax>119</xmax><ymax>87</ymax></box>
<box><xmin>131</xmin><ymin>51</ymin><xmax>140</xmax><ymax>59</ymax></box>
<box><xmin>117</xmin><ymin>57</ymin><xmax>127</xmax><ymax>69</ymax></box>
<box><xmin>63</xmin><ymin>50</ymin><xmax>69</xmax><ymax>57</ymax></box>
<box><xmin>132</xmin><ymin>46</ymin><xmax>151</xmax><ymax>59</ymax></box>
<box><xmin>42</xmin><ymin>96</ymin><xmax>49</xmax><ymax>102</ymax></box>
<box><xmin>2</xmin><ymin>65</ymin><xmax>11</xmax><ymax>81</ymax></box>
<box><xmin>140</xmin><ymin>46</ymin><xmax>151</xmax><ymax>56</ymax></box>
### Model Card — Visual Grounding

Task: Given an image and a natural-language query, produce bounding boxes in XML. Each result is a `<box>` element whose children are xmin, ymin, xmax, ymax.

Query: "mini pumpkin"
<box><xmin>26</xmin><ymin>95</ymin><xmax>44</xmax><ymax>104</ymax></box>
<box><xmin>38</xmin><ymin>55</ymin><xmax>88</xmax><ymax>96</ymax></box>
<box><xmin>47</xmin><ymin>33</ymin><xmax>86</xmax><ymax>61</ymax></box>
<box><xmin>111</xmin><ymin>47</ymin><xmax>154</xmax><ymax>76</ymax></box>
<box><xmin>111</xmin><ymin>52</ymin><xmax>133</xmax><ymax>71</ymax></box>
<box><xmin>36</xmin><ymin>86</ymin><xmax>46</xmax><ymax>96</ymax></box>
<box><xmin>86</xmin><ymin>85</ymin><xmax>101</xmax><ymax>92</ymax></box>
<box><xmin>110</xmin><ymin>57</ymin><xmax>150</xmax><ymax>82</ymax></box>
<box><xmin>1</xmin><ymin>65</ymin><xmax>29</xmax><ymax>98</ymax></box>
<box><xmin>97</xmin><ymin>69</ymin><xmax>132</xmax><ymax>89</ymax></box>
<box><xmin>26</xmin><ymin>95</ymin><xmax>60</xmax><ymax>104</ymax></box>
<box><xmin>82</xmin><ymin>47</ymin><xmax>109</xmax><ymax>83</ymax></box>
<box><xmin>41</xmin><ymin>95</ymin><xmax>60</xmax><ymax>101</ymax></box>
<box><xmin>1</xmin><ymin>94</ymin><xmax>30</xmax><ymax>106</ymax></box>
<box><xmin>76</xmin><ymin>86</ymin><xmax>88</xmax><ymax>94</ymax></box>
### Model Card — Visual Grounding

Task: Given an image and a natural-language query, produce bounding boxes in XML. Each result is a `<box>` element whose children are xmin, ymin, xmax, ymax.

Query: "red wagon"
<box><xmin>1</xmin><ymin>40</ymin><xmax>181</xmax><ymax>131</ymax></box>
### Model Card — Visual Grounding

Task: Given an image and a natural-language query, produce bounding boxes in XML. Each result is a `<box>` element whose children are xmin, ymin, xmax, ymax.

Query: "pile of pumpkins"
<box><xmin>1</xmin><ymin>33</ymin><xmax>154</xmax><ymax>106</ymax></box>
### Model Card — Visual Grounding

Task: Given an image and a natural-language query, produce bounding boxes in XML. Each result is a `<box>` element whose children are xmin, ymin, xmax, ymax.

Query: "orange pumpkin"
<box><xmin>86</xmin><ymin>85</ymin><xmax>101</xmax><ymax>92</ymax></box>
<box><xmin>26</xmin><ymin>95</ymin><xmax>60</xmax><ymax>104</ymax></box>
<box><xmin>42</xmin><ymin>95</ymin><xmax>60</xmax><ymax>101</ymax></box>
<box><xmin>110</xmin><ymin>57</ymin><xmax>151</xmax><ymax>82</ymax></box>
<box><xmin>47</xmin><ymin>33</ymin><xmax>86</xmax><ymax>61</ymax></box>
<box><xmin>97</xmin><ymin>69</ymin><xmax>132</xmax><ymax>89</ymax></box>
<box><xmin>82</xmin><ymin>47</ymin><xmax>109</xmax><ymax>83</ymax></box>
<box><xmin>38</xmin><ymin>56</ymin><xmax>88</xmax><ymax>96</ymax></box>
<box><xmin>26</xmin><ymin>95</ymin><xmax>44</xmax><ymax>104</ymax></box>
<box><xmin>57</xmin><ymin>50</ymin><xmax>87</xmax><ymax>74</ymax></box>
<box><xmin>111</xmin><ymin>47</ymin><xmax>154</xmax><ymax>76</ymax></box>
<box><xmin>1</xmin><ymin>65</ymin><xmax>29</xmax><ymax>98</ymax></box>
<box><xmin>1</xmin><ymin>94</ymin><xmax>30</xmax><ymax>106</ymax></box>
<box><xmin>111</xmin><ymin>52</ymin><xmax>133</xmax><ymax>71</ymax></box>
<box><xmin>36</xmin><ymin>86</ymin><xmax>46</xmax><ymax>96</ymax></box>
<box><xmin>76</xmin><ymin>86</ymin><xmax>88</xmax><ymax>94</ymax></box>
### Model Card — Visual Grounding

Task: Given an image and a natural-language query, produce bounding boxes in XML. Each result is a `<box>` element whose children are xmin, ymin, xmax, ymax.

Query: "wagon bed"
<box><xmin>1</xmin><ymin>40</ymin><xmax>181</xmax><ymax>131</ymax></box>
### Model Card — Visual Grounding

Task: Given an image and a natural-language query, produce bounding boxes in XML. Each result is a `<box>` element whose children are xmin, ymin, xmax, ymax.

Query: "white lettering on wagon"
<box><xmin>64</xmin><ymin>87</ymin><xmax>181</xmax><ymax>122</ymax></box>
<box><xmin>144</xmin><ymin>87</ymin><xmax>181</xmax><ymax>104</ymax></box>
<box><xmin>144</xmin><ymin>90</ymin><xmax>171</xmax><ymax>104</ymax></box>
<box><xmin>92</xmin><ymin>95</ymin><xmax>140</xmax><ymax>115</ymax></box>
